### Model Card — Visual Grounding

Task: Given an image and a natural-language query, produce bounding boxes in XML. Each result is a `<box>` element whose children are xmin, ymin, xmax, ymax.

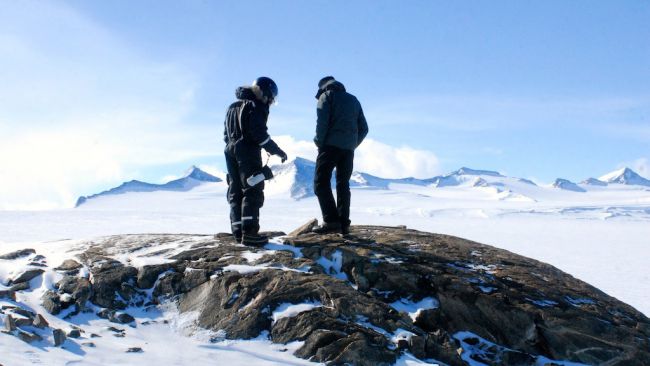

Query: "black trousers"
<box><xmin>225</xmin><ymin>141</ymin><xmax>265</xmax><ymax>237</ymax></box>
<box><xmin>314</xmin><ymin>145</ymin><xmax>354</xmax><ymax>227</ymax></box>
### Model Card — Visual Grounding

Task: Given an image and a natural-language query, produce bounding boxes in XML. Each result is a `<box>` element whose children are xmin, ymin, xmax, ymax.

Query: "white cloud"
<box><xmin>355</xmin><ymin>139</ymin><xmax>441</xmax><ymax>178</ymax></box>
<box><xmin>0</xmin><ymin>2</ymin><xmax>215</xmax><ymax>209</ymax></box>
<box><xmin>272</xmin><ymin>135</ymin><xmax>441</xmax><ymax>179</ymax></box>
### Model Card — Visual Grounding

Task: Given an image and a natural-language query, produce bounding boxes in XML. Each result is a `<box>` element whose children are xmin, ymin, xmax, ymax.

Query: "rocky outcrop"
<box><xmin>27</xmin><ymin>225</ymin><xmax>650</xmax><ymax>365</ymax></box>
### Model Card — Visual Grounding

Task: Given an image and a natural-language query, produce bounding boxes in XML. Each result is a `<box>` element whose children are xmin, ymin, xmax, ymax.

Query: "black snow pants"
<box><xmin>314</xmin><ymin>145</ymin><xmax>354</xmax><ymax>228</ymax></box>
<box><xmin>225</xmin><ymin>140</ymin><xmax>264</xmax><ymax>237</ymax></box>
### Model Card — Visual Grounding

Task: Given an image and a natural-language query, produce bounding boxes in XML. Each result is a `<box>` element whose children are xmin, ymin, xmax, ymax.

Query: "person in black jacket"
<box><xmin>312</xmin><ymin>76</ymin><xmax>369</xmax><ymax>234</ymax></box>
<box><xmin>223</xmin><ymin>77</ymin><xmax>287</xmax><ymax>246</ymax></box>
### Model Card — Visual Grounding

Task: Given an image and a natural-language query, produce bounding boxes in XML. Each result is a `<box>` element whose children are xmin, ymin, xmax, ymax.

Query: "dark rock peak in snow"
<box><xmin>31</xmin><ymin>225</ymin><xmax>650</xmax><ymax>366</ymax></box>
<box><xmin>600</xmin><ymin>167</ymin><xmax>650</xmax><ymax>186</ymax></box>
<box><xmin>581</xmin><ymin>177</ymin><xmax>608</xmax><ymax>186</ymax></box>
<box><xmin>552</xmin><ymin>178</ymin><xmax>586</xmax><ymax>192</ymax></box>
<box><xmin>183</xmin><ymin>166</ymin><xmax>221</xmax><ymax>182</ymax></box>
<box><xmin>518</xmin><ymin>178</ymin><xmax>537</xmax><ymax>186</ymax></box>
<box><xmin>75</xmin><ymin>166</ymin><xmax>221</xmax><ymax>207</ymax></box>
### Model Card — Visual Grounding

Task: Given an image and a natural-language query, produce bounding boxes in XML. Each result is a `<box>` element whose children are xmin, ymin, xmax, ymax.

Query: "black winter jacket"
<box><xmin>224</xmin><ymin>87</ymin><xmax>283</xmax><ymax>156</ymax></box>
<box><xmin>314</xmin><ymin>81</ymin><xmax>369</xmax><ymax>151</ymax></box>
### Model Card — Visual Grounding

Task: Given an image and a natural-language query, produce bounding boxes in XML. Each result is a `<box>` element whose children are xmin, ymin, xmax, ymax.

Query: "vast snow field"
<box><xmin>1</xmin><ymin>165</ymin><xmax>649</xmax><ymax>366</ymax></box>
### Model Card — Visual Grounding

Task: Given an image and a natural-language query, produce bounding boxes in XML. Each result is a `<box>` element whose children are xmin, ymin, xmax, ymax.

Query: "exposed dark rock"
<box><xmin>56</xmin><ymin>276</ymin><xmax>92</xmax><ymax>310</ymax></box>
<box><xmin>41</xmin><ymin>291</ymin><xmax>62</xmax><ymax>315</ymax></box>
<box><xmin>10</xmin><ymin>268</ymin><xmax>44</xmax><ymax>285</ymax></box>
<box><xmin>5</xmin><ymin>315</ymin><xmax>16</xmax><ymax>332</ymax></box>
<box><xmin>98</xmin><ymin>309</ymin><xmax>135</xmax><ymax>324</ymax></box>
<box><xmin>14</xmin><ymin>316</ymin><xmax>33</xmax><ymax>327</ymax></box>
<box><xmin>9</xmin><ymin>281</ymin><xmax>31</xmax><ymax>291</ymax></box>
<box><xmin>137</xmin><ymin>263</ymin><xmax>175</xmax><ymax>289</ymax></box>
<box><xmin>90</xmin><ymin>265</ymin><xmax>138</xmax><ymax>309</ymax></box>
<box><xmin>288</xmin><ymin>218</ymin><xmax>318</xmax><ymax>237</ymax></box>
<box><xmin>82</xmin><ymin>342</ymin><xmax>96</xmax><ymax>347</ymax></box>
<box><xmin>126</xmin><ymin>347</ymin><xmax>143</xmax><ymax>353</ymax></box>
<box><xmin>55</xmin><ymin>259</ymin><xmax>82</xmax><ymax>271</ymax></box>
<box><xmin>0</xmin><ymin>290</ymin><xmax>16</xmax><ymax>300</ymax></box>
<box><xmin>53</xmin><ymin>328</ymin><xmax>66</xmax><ymax>346</ymax></box>
<box><xmin>33</xmin><ymin>314</ymin><xmax>49</xmax><ymax>329</ymax></box>
<box><xmin>28</xmin><ymin>254</ymin><xmax>47</xmax><ymax>267</ymax></box>
<box><xmin>67</xmin><ymin>329</ymin><xmax>81</xmax><ymax>338</ymax></box>
<box><xmin>0</xmin><ymin>248</ymin><xmax>35</xmax><ymax>260</ymax></box>
<box><xmin>69</xmin><ymin>226</ymin><xmax>650</xmax><ymax>365</ymax></box>
<box><xmin>16</xmin><ymin>329</ymin><xmax>42</xmax><ymax>343</ymax></box>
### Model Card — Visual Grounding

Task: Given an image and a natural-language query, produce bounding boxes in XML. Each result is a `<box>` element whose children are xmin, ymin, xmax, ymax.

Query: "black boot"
<box><xmin>241</xmin><ymin>233</ymin><xmax>268</xmax><ymax>247</ymax></box>
<box><xmin>341</xmin><ymin>225</ymin><xmax>350</xmax><ymax>235</ymax></box>
<box><xmin>312</xmin><ymin>222</ymin><xmax>342</xmax><ymax>234</ymax></box>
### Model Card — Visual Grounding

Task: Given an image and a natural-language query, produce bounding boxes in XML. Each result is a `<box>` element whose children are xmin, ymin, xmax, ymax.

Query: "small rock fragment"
<box><xmin>288</xmin><ymin>218</ymin><xmax>318</xmax><ymax>237</ymax></box>
<box><xmin>16</xmin><ymin>330</ymin><xmax>42</xmax><ymax>343</ymax></box>
<box><xmin>67</xmin><ymin>329</ymin><xmax>81</xmax><ymax>338</ymax></box>
<box><xmin>33</xmin><ymin>314</ymin><xmax>49</xmax><ymax>329</ymax></box>
<box><xmin>0</xmin><ymin>290</ymin><xmax>16</xmax><ymax>301</ymax></box>
<box><xmin>126</xmin><ymin>347</ymin><xmax>143</xmax><ymax>353</ymax></box>
<box><xmin>53</xmin><ymin>328</ymin><xmax>66</xmax><ymax>346</ymax></box>
<box><xmin>5</xmin><ymin>315</ymin><xmax>16</xmax><ymax>332</ymax></box>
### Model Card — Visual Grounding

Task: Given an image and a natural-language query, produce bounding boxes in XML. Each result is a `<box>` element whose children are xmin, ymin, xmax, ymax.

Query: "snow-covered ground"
<box><xmin>1</xmin><ymin>166</ymin><xmax>649</xmax><ymax>366</ymax></box>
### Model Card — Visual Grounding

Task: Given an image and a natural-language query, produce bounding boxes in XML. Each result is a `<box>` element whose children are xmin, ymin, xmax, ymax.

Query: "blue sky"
<box><xmin>1</xmin><ymin>0</ymin><xmax>649</xmax><ymax>208</ymax></box>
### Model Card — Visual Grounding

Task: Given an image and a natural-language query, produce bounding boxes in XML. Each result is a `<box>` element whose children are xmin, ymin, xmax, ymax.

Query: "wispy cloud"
<box><xmin>0</xmin><ymin>2</ymin><xmax>214</xmax><ymax>209</ymax></box>
<box><xmin>273</xmin><ymin>135</ymin><xmax>441</xmax><ymax>179</ymax></box>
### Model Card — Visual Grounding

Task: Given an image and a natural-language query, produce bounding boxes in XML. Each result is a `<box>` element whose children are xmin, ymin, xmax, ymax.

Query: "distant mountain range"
<box><xmin>75</xmin><ymin>166</ymin><xmax>221</xmax><ymax>207</ymax></box>
<box><xmin>75</xmin><ymin>159</ymin><xmax>650</xmax><ymax>206</ymax></box>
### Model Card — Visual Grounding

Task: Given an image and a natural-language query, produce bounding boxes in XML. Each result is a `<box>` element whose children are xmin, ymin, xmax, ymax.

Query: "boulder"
<box><xmin>56</xmin><ymin>276</ymin><xmax>92</xmax><ymax>309</ymax></box>
<box><xmin>137</xmin><ymin>263</ymin><xmax>175</xmax><ymax>289</ymax></box>
<box><xmin>0</xmin><ymin>290</ymin><xmax>16</xmax><ymax>300</ymax></box>
<box><xmin>0</xmin><ymin>248</ymin><xmax>35</xmax><ymax>260</ymax></box>
<box><xmin>16</xmin><ymin>329</ymin><xmax>42</xmax><ymax>343</ymax></box>
<box><xmin>67</xmin><ymin>329</ymin><xmax>81</xmax><ymax>338</ymax></box>
<box><xmin>53</xmin><ymin>328</ymin><xmax>66</xmax><ymax>346</ymax></box>
<box><xmin>55</xmin><ymin>259</ymin><xmax>82</xmax><ymax>271</ymax></box>
<box><xmin>10</xmin><ymin>268</ymin><xmax>44</xmax><ymax>285</ymax></box>
<box><xmin>4</xmin><ymin>315</ymin><xmax>16</xmax><ymax>332</ymax></box>
<box><xmin>41</xmin><ymin>291</ymin><xmax>62</xmax><ymax>315</ymax></box>
<box><xmin>90</xmin><ymin>265</ymin><xmax>138</xmax><ymax>309</ymax></box>
<box><xmin>33</xmin><ymin>314</ymin><xmax>49</xmax><ymax>329</ymax></box>
<box><xmin>10</xmin><ymin>281</ymin><xmax>31</xmax><ymax>291</ymax></box>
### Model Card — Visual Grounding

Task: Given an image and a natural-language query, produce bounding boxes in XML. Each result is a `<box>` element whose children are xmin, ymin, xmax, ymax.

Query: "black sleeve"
<box><xmin>314</xmin><ymin>92</ymin><xmax>331</xmax><ymax>147</ymax></box>
<box><xmin>243</xmin><ymin>101</ymin><xmax>271</xmax><ymax>146</ymax></box>
<box><xmin>357</xmin><ymin>105</ymin><xmax>369</xmax><ymax>147</ymax></box>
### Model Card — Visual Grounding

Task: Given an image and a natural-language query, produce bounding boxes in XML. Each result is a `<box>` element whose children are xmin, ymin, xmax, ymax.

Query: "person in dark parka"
<box><xmin>312</xmin><ymin>76</ymin><xmax>369</xmax><ymax>234</ymax></box>
<box><xmin>223</xmin><ymin>77</ymin><xmax>287</xmax><ymax>246</ymax></box>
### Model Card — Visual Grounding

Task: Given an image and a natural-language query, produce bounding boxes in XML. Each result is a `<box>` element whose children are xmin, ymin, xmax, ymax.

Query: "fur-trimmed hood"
<box><xmin>236</xmin><ymin>86</ymin><xmax>267</xmax><ymax>103</ymax></box>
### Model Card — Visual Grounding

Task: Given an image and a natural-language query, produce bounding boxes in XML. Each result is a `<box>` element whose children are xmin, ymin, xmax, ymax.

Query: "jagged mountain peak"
<box><xmin>180</xmin><ymin>165</ymin><xmax>221</xmax><ymax>182</ymax></box>
<box><xmin>552</xmin><ymin>178</ymin><xmax>586</xmax><ymax>192</ymax></box>
<box><xmin>599</xmin><ymin>167</ymin><xmax>650</xmax><ymax>186</ymax></box>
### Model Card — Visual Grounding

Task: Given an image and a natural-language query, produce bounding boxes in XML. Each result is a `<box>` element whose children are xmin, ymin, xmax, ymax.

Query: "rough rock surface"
<box><xmin>26</xmin><ymin>225</ymin><xmax>650</xmax><ymax>365</ymax></box>
<box><xmin>0</xmin><ymin>248</ymin><xmax>35</xmax><ymax>260</ymax></box>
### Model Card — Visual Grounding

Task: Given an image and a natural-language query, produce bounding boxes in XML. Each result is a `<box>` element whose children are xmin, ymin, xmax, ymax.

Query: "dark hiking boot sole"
<box><xmin>312</xmin><ymin>223</ymin><xmax>342</xmax><ymax>234</ymax></box>
<box><xmin>241</xmin><ymin>235</ymin><xmax>268</xmax><ymax>247</ymax></box>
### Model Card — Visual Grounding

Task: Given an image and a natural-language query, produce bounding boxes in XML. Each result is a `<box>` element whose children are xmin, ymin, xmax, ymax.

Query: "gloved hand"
<box><xmin>262</xmin><ymin>138</ymin><xmax>288</xmax><ymax>163</ymax></box>
<box><xmin>277</xmin><ymin>148</ymin><xmax>288</xmax><ymax>163</ymax></box>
